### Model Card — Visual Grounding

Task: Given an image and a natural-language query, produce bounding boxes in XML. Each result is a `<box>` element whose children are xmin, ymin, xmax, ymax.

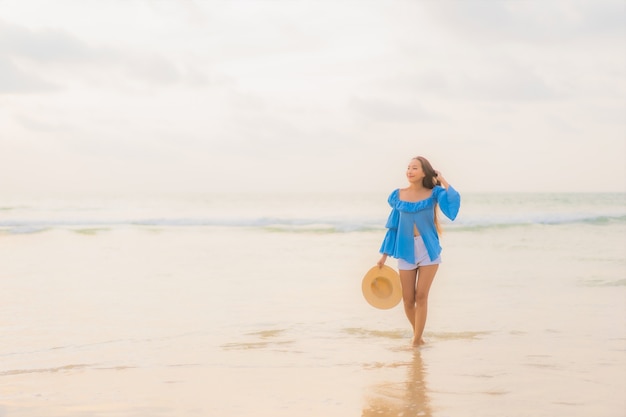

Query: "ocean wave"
<box><xmin>0</xmin><ymin>215</ymin><xmax>386</xmax><ymax>234</ymax></box>
<box><xmin>451</xmin><ymin>214</ymin><xmax>626</xmax><ymax>231</ymax></box>
<box><xmin>0</xmin><ymin>214</ymin><xmax>624</xmax><ymax>235</ymax></box>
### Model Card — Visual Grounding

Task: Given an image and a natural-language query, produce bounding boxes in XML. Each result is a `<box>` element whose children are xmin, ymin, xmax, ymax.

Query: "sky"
<box><xmin>1</xmin><ymin>0</ymin><xmax>625</xmax><ymax>196</ymax></box>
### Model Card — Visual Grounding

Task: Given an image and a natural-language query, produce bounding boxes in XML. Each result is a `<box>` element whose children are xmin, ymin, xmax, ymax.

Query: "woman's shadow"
<box><xmin>362</xmin><ymin>349</ymin><xmax>433</xmax><ymax>417</ymax></box>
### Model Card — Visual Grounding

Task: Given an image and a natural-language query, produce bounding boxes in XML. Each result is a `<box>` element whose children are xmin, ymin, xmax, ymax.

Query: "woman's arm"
<box><xmin>377</xmin><ymin>253</ymin><xmax>388</xmax><ymax>268</ymax></box>
<box><xmin>435</xmin><ymin>172</ymin><xmax>461</xmax><ymax>220</ymax></box>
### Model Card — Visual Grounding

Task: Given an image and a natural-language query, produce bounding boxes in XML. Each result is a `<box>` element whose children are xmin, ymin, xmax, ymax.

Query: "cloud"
<box><xmin>349</xmin><ymin>97</ymin><xmax>432</xmax><ymax>123</ymax></box>
<box><xmin>0</xmin><ymin>57</ymin><xmax>58</xmax><ymax>93</ymax></box>
<box><xmin>370</xmin><ymin>61</ymin><xmax>558</xmax><ymax>104</ymax></box>
<box><xmin>0</xmin><ymin>19</ymin><xmax>94</xmax><ymax>63</ymax></box>
<box><xmin>122</xmin><ymin>53</ymin><xmax>182</xmax><ymax>85</ymax></box>
<box><xmin>377</xmin><ymin>72</ymin><xmax>449</xmax><ymax>96</ymax></box>
<box><xmin>0</xmin><ymin>19</ymin><xmax>203</xmax><ymax>92</ymax></box>
<box><xmin>457</xmin><ymin>61</ymin><xmax>560</xmax><ymax>102</ymax></box>
<box><xmin>422</xmin><ymin>0</ymin><xmax>626</xmax><ymax>43</ymax></box>
<box><xmin>580</xmin><ymin>1</ymin><xmax>626</xmax><ymax>36</ymax></box>
<box><xmin>16</xmin><ymin>114</ymin><xmax>74</xmax><ymax>133</ymax></box>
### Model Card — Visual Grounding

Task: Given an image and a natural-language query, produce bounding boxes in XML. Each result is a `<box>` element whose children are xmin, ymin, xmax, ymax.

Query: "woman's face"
<box><xmin>406</xmin><ymin>159</ymin><xmax>425</xmax><ymax>183</ymax></box>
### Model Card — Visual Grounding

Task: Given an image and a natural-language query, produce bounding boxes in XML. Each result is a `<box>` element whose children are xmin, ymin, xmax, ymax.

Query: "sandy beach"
<box><xmin>1</xmin><ymin>193</ymin><xmax>624</xmax><ymax>416</ymax></box>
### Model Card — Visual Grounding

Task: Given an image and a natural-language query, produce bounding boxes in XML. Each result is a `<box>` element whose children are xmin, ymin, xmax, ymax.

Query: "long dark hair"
<box><xmin>413</xmin><ymin>156</ymin><xmax>442</xmax><ymax>233</ymax></box>
<box><xmin>414</xmin><ymin>156</ymin><xmax>439</xmax><ymax>189</ymax></box>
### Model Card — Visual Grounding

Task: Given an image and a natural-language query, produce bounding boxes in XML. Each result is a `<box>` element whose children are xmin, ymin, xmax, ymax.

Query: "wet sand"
<box><xmin>1</xmin><ymin>223</ymin><xmax>625</xmax><ymax>416</ymax></box>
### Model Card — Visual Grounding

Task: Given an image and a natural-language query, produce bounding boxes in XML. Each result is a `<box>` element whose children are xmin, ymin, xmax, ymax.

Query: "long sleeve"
<box><xmin>436</xmin><ymin>185</ymin><xmax>461</xmax><ymax>221</ymax></box>
<box><xmin>379</xmin><ymin>207</ymin><xmax>399</xmax><ymax>255</ymax></box>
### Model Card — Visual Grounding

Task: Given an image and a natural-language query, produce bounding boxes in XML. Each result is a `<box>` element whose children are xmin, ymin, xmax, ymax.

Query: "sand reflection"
<box><xmin>362</xmin><ymin>350</ymin><xmax>432</xmax><ymax>417</ymax></box>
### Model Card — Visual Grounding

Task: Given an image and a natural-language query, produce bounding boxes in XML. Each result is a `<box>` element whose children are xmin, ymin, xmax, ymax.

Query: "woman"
<box><xmin>377</xmin><ymin>156</ymin><xmax>461</xmax><ymax>346</ymax></box>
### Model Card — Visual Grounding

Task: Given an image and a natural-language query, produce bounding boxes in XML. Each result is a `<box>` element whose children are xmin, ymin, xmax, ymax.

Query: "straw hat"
<box><xmin>362</xmin><ymin>265</ymin><xmax>402</xmax><ymax>309</ymax></box>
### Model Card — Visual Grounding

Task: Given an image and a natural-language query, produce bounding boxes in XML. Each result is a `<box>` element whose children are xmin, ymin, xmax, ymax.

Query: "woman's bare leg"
<box><xmin>412</xmin><ymin>265</ymin><xmax>438</xmax><ymax>346</ymax></box>
<box><xmin>399</xmin><ymin>268</ymin><xmax>418</xmax><ymax>332</ymax></box>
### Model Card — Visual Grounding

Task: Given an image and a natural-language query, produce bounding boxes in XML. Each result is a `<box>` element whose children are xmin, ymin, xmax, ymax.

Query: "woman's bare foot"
<box><xmin>412</xmin><ymin>336</ymin><xmax>425</xmax><ymax>347</ymax></box>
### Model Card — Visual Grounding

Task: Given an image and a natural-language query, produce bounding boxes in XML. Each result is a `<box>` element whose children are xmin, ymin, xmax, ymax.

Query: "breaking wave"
<box><xmin>1</xmin><ymin>213</ymin><xmax>624</xmax><ymax>235</ymax></box>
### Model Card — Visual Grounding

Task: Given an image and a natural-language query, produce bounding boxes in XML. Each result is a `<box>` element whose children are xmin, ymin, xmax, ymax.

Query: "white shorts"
<box><xmin>397</xmin><ymin>235</ymin><xmax>441</xmax><ymax>270</ymax></box>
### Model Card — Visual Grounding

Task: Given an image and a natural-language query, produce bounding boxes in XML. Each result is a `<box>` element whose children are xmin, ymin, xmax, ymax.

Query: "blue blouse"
<box><xmin>379</xmin><ymin>185</ymin><xmax>461</xmax><ymax>263</ymax></box>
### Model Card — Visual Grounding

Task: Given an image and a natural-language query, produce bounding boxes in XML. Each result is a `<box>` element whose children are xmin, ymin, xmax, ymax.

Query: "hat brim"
<box><xmin>362</xmin><ymin>265</ymin><xmax>402</xmax><ymax>310</ymax></box>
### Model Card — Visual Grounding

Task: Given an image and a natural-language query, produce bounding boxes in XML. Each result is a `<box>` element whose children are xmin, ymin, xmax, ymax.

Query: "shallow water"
<box><xmin>1</xmin><ymin>193</ymin><xmax>625</xmax><ymax>416</ymax></box>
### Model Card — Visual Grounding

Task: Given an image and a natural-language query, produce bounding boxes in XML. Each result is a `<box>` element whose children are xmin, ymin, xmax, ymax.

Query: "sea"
<box><xmin>1</xmin><ymin>192</ymin><xmax>625</xmax><ymax>417</ymax></box>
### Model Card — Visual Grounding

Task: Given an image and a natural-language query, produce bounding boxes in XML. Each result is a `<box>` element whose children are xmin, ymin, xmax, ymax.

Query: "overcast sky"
<box><xmin>1</xmin><ymin>0</ymin><xmax>624</xmax><ymax>196</ymax></box>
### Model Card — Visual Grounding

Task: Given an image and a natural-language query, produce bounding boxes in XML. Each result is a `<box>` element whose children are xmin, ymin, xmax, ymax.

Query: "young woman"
<box><xmin>377</xmin><ymin>156</ymin><xmax>461</xmax><ymax>346</ymax></box>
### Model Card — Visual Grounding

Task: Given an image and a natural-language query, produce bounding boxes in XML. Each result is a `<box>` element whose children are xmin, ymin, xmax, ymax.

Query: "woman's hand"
<box><xmin>377</xmin><ymin>254</ymin><xmax>387</xmax><ymax>268</ymax></box>
<box><xmin>435</xmin><ymin>171</ymin><xmax>449</xmax><ymax>189</ymax></box>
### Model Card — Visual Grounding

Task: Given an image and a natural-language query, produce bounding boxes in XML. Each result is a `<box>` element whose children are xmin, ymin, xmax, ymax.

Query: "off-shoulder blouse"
<box><xmin>379</xmin><ymin>185</ymin><xmax>461</xmax><ymax>263</ymax></box>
